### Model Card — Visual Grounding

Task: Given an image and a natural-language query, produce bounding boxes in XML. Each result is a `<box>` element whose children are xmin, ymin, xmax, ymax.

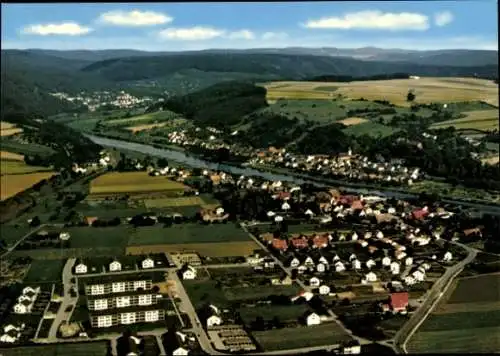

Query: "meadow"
<box><xmin>104</xmin><ymin>110</ymin><xmax>179</xmax><ymax>127</ymax></box>
<box><xmin>407</xmin><ymin>273</ymin><xmax>500</xmax><ymax>353</ymax></box>
<box><xmin>430</xmin><ymin>109</ymin><xmax>499</xmax><ymax>131</ymax></box>
<box><xmin>1</xmin><ymin>172</ymin><xmax>56</xmax><ymax>201</ymax></box>
<box><xmin>127</xmin><ymin>223</ymin><xmax>250</xmax><ymax>245</ymax></box>
<box><xmin>89</xmin><ymin>172</ymin><xmax>187</xmax><ymax>195</ymax></box>
<box><xmin>238</xmin><ymin>304</ymin><xmax>310</xmax><ymax>324</ymax></box>
<box><xmin>263</xmin><ymin>77</ymin><xmax>499</xmax><ymax>107</ymax></box>
<box><xmin>342</xmin><ymin>121</ymin><xmax>399</xmax><ymax>137</ymax></box>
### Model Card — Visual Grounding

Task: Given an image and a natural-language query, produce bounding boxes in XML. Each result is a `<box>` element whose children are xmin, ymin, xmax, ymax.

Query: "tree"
<box><xmin>407</xmin><ymin>90</ymin><xmax>416</xmax><ymax>102</ymax></box>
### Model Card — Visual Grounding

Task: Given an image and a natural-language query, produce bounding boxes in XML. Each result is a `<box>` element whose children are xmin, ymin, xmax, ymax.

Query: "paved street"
<box><xmin>47</xmin><ymin>257</ymin><xmax>78</xmax><ymax>340</ymax></box>
<box><xmin>393</xmin><ymin>241</ymin><xmax>478</xmax><ymax>353</ymax></box>
<box><xmin>0</xmin><ymin>224</ymin><xmax>49</xmax><ymax>258</ymax></box>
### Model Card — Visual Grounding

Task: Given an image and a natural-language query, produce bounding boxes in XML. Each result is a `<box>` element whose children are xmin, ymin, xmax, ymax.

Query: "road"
<box><xmin>0</xmin><ymin>224</ymin><xmax>51</xmax><ymax>259</ymax></box>
<box><xmin>240</xmin><ymin>223</ymin><xmax>372</xmax><ymax>347</ymax></box>
<box><xmin>168</xmin><ymin>271</ymin><xmax>226</xmax><ymax>355</ymax></box>
<box><xmin>393</xmin><ymin>242</ymin><xmax>477</xmax><ymax>354</ymax></box>
<box><xmin>47</xmin><ymin>257</ymin><xmax>78</xmax><ymax>340</ymax></box>
<box><xmin>199</xmin><ymin>263</ymin><xmax>252</xmax><ymax>269</ymax></box>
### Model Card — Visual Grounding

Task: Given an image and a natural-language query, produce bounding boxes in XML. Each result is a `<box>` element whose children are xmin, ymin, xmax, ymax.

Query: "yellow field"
<box><xmin>431</xmin><ymin>110</ymin><xmax>499</xmax><ymax>131</ymax></box>
<box><xmin>1</xmin><ymin>172</ymin><xmax>56</xmax><ymax>200</ymax></box>
<box><xmin>263</xmin><ymin>77</ymin><xmax>499</xmax><ymax>107</ymax></box>
<box><xmin>0</xmin><ymin>151</ymin><xmax>24</xmax><ymax>161</ymax></box>
<box><xmin>0</xmin><ymin>121</ymin><xmax>16</xmax><ymax>130</ymax></box>
<box><xmin>338</xmin><ymin>117</ymin><xmax>369</xmax><ymax>126</ymax></box>
<box><xmin>89</xmin><ymin>171</ymin><xmax>187</xmax><ymax>194</ymax></box>
<box><xmin>144</xmin><ymin>196</ymin><xmax>206</xmax><ymax>208</ymax></box>
<box><xmin>1</xmin><ymin>160</ymin><xmax>53</xmax><ymax>175</ymax></box>
<box><xmin>126</xmin><ymin>122</ymin><xmax>169</xmax><ymax>133</ymax></box>
<box><xmin>126</xmin><ymin>241</ymin><xmax>260</xmax><ymax>257</ymax></box>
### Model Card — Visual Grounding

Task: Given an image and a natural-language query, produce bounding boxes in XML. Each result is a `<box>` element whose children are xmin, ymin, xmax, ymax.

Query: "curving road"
<box><xmin>393</xmin><ymin>241</ymin><xmax>477</xmax><ymax>354</ymax></box>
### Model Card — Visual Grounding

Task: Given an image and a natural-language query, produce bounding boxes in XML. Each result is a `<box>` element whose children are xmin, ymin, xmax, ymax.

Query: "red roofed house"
<box><xmin>412</xmin><ymin>209</ymin><xmax>429</xmax><ymax>220</ymax></box>
<box><xmin>313</xmin><ymin>235</ymin><xmax>329</xmax><ymax>249</ymax></box>
<box><xmin>279</xmin><ymin>191</ymin><xmax>291</xmax><ymax>200</ymax></box>
<box><xmin>291</xmin><ymin>237</ymin><xmax>309</xmax><ymax>249</ymax></box>
<box><xmin>272</xmin><ymin>238</ymin><xmax>288</xmax><ymax>251</ymax></box>
<box><xmin>382</xmin><ymin>292</ymin><xmax>409</xmax><ymax>313</ymax></box>
<box><xmin>351</xmin><ymin>200</ymin><xmax>364</xmax><ymax>210</ymax></box>
<box><xmin>339</xmin><ymin>195</ymin><xmax>357</xmax><ymax>205</ymax></box>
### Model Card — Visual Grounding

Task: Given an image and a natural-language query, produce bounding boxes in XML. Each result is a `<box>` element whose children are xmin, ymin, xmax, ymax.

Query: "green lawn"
<box><xmin>24</xmin><ymin>259</ymin><xmax>65</xmax><ymax>283</ymax></box>
<box><xmin>104</xmin><ymin>110</ymin><xmax>179</xmax><ymax>127</ymax></box>
<box><xmin>224</xmin><ymin>285</ymin><xmax>301</xmax><ymax>301</ymax></box>
<box><xmin>10</xmin><ymin>247</ymin><xmax>125</xmax><ymax>260</ymax></box>
<box><xmin>343</xmin><ymin>121</ymin><xmax>399</xmax><ymax>137</ymax></box>
<box><xmin>1</xmin><ymin>226</ymin><xmax>32</xmax><ymax>247</ymax></box>
<box><xmin>127</xmin><ymin>223</ymin><xmax>250</xmax><ymax>245</ymax></box>
<box><xmin>183</xmin><ymin>280</ymin><xmax>230</xmax><ymax>308</ymax></box>
<box><xmin>252</xmin><ymin>323</ymin><xmax>353</xmax><ymax>351</ymax></box>
<box><xmin>239</xmin><ymin>304</ymin><xmax>310</xmax><ymax>324</ymax></box>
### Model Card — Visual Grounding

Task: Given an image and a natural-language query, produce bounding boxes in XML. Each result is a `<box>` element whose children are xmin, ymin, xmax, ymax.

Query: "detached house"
<box><xmin>305</xmin><ymin>312</ymin><xmax>321</xmax><ymax>326</ymax></box>
<box><xmin>179</xmin><ymin>265</ymin><xmax>197</xmax><ymax>280</ymax></box>
<box><xmin>84</xmin><ymin>273</ymin><xmax>165</xmax><ymax>328</ymax></box>
<box><xmin>382</xmin><ymin>292</ymin><xmax>409</xmax><ymax>313</ymax></box>
<box><xmin>319</xmin><ymin>285</ymin><xmax>331</xmax><ymax>295</ymax></box>
<box><xmin>205</xmin><ymin>305</ymin><xmax>222</xmax><ymax>328</ymax></box>
<box><xmin>74</xmin><ymin>260</ymin><xmax>88</xmax><ymax>274</ymax></box>
<box><xmin>109</xmin><ymin>259</ymin><xmax>122</xmax><ymax>272</ymax></box>
<box><xmin>141</xmin><ymin>257</ymin><xmax>155</xmax><ymax>269</ymax></box>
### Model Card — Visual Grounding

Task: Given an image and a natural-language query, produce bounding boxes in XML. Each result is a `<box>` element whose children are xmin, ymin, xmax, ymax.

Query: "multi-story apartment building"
<box><xmin>83</xmin><ymin>273</ymin><xmax>166</xmax><ymax>328</ymax></box>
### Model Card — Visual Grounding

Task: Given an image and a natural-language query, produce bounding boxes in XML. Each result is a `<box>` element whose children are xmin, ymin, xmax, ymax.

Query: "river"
<box><xmin>85</xmin><ymin>134</ymin><xmax>500</xmax><ymax>215</ymax></box>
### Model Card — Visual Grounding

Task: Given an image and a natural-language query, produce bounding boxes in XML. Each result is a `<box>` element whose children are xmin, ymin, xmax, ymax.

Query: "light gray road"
<box><xmin>47</xmin><ymin>257</ymin><xmax>78</xmax><ymax>340</ymax></box>
<box><xmin>198</xmin><ymin>263</ymin><xmax>252</xmax><ymax>269</ymax></box>
<box><xmin>393</xmin><ymin>241</ymin><xmax>478</xmax><ymax>353</ymax></box>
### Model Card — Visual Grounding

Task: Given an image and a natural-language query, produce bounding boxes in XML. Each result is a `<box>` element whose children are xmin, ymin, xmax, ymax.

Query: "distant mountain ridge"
<box><xmin>18</xmin><ymin>47</ymin><xmax>499</xmax><ymax>66</ymax></box>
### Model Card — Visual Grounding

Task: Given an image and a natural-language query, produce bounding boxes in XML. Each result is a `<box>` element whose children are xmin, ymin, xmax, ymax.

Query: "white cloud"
<box><xmin>22</xmin><ymin>22</ymin><xmax>92</xmax><ymax>36</ymax></box>
<box><xmin>99</xmin><ymin>10</ymin><xmax>172</xmax><ymax>26</ymax></box>
<box><xmin>158</xmin><ymin>27</ymin><xmax>225</xmax><ymax>41</ymax></box>
<box><xmin>261</xmin><ymin>32</ymin><xmax>289</xmax><ymax>40</ymax></box>
<box><xmin>227</xmin><ymin>30</ymin><xmax>255</xmax><ymax>40</ymax></box>
<box><xmin>303</xmin><ymin>10</ymin><xmax>430</xmax><ymax>31</ymax></box>
<box><xmin>434</xmin><ymin>11</ymin><xmax>454</xmax><ymax>27</ymax></box>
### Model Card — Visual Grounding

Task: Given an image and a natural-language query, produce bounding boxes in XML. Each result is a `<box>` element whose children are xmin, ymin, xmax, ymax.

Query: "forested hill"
<box><xmin>151</xmin><ymin>81</ymin><xmax>268</xmax><ymax>128</ymax></box>
<box><xmin>80</xmin><ymin>53</ymin><xmax>498</xmax><ymax>82</ymax></box>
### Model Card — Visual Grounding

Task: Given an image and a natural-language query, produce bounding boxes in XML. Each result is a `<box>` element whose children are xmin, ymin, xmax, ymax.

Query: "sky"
<box><xmin>1</xmin><ymin>1</ymin><xmax>498</xmax><ymax>51</ymax></box>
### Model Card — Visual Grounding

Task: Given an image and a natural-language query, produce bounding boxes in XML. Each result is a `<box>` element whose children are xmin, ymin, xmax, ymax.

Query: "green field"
<box><xmin>0</xmin><ymin>138</ymin><xmax>55</xmax><ymax>156</ymax></box>
<box><xmin>224</xmin><ymin>285</ymin><xmax>301</xmax><ymax>301</ymax></box>
<box><xmin>23</xmin><ymin>259</ymin><xmax>65</xmax><ymax>283</ymax></box>
<box><xmin>239</xmin><ymin>304</ymin><xmax>310</xmax><ymax>324</ymax></box>
<box><xmin>11</xmin><ymin>247</ymin><xmax>125</xmax><ymax>260</ymax></box>
<box><xmin>343</xmin><ymin>121</ymin><xmax>399</xmax><ymax>137</ymax></box>
<box><xmin>260</xmin><ymin>99</ymin><xmax>389</xmax><ymax>123</ymax></box>
<box><xmin>251</xmin><ymin>323</ymin><xmax>353</xmax><ymax>351</ymax></box>
<box><xmin>127</xmin><ymin>223</ymin><xmax>250</xmax><ymax>245</ymax></box>
<box><xmin>1</xmin><ymin>341</ymin><xmax>111</xmax><ymax>356</ymax></box>
<box><xmin>66</xmin><ymin>226</ymin><xmax>131</xmax><ymax>248</ymax></box>
<box><xmin>104</xmin><ymin>110</ymin><xmax>179</xmax><ymax>127</ymax></box>
<box><xmin>408</xmin><ymin>327</ymin><xmax>500</xmax><ymax>353</ymax></box>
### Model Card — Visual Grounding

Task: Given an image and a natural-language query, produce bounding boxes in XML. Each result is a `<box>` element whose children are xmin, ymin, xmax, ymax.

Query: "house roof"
<box><xmin>82</xmin><ymin>271</ymin><xmax>164</xmax><ymax>286</ymax></box>
<box><xmin>390</xmin><ymin>292</ymin><xmax>409</xmax><ymax>309</ymax></box>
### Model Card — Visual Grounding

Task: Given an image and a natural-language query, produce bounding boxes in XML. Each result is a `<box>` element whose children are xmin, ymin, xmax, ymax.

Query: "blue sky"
<box><xmin>1</xmin><ymin>1</ymin><xmax>498</xmax><ymax>51</ymax></box>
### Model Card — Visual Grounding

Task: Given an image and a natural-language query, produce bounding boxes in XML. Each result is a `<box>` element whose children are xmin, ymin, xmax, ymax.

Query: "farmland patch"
<box><xmin>1</xmin><ymin>172</ymin><xmax>56</xmax><ymax>200</ymax></box>
<box><xmin>0</xmin><ymin>151</ymin><xmax>24</xmax><ymax>161</ymax></box>
<box><xmin>431</xmin><ymin>110</ymin><xmax>499</xmax><ymax>131</ymax></box>
<box><xmin>1</xmin><ymin>160</ymin><xmax>53</xmax><ymax>175</ymax></box>
<box><xmin>446</xmin><ymin>273</ymin><xmax>500</xmax><ymax>304</ymax></box>
<box><xmin>89</xmin><ymin>172</ymin><xmax>187</xmax><ymax>195</ymax></box>
<box><xmin>251</xmin><ymin>323</ymin><xmax>352</xmax><ymax>351</ymax></box>
<box><xmin>343</xmin><ymin>121</ymin><xmax>399</xmax><ymax>137</ymax></box>
<box><xmin>144</xmin><ymin>196</ymin><xmax>205</xmax><ymax>208</ymax></box>
<box><xmin>338</xmin><ymin>117</ymin><xmax>369</xmax><ymax>126</ymax></box>
<box><xmin>24</xmin><ymin>259</ymin><xmax>65</xmax><ymax>284</ymax></box>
